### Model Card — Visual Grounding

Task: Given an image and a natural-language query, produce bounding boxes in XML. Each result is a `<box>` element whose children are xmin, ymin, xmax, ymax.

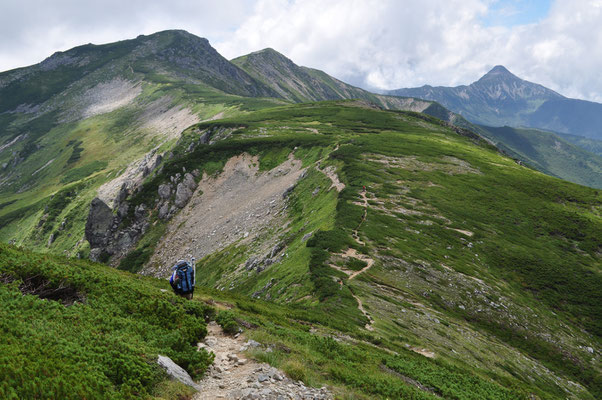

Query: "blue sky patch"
<box><xmin>482</xmin><ymin>0</ymin><xmax>551</xmax><ymax>27</ymax></box>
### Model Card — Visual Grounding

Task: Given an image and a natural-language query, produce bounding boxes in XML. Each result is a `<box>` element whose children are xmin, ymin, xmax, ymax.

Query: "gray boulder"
<box><xmin>175</xmin><ymin>182</ymin><xmax>193</xmax><ymax>208</ymax></box>
<box><xmin>183</xmin><ymin>172</ymin><xmax>197</xmax><ymax>191</ymax></box>
<box><xmin>134</xmin><ymin>204</ymin><xmax>147</xmax><ymax>220</ymax></box>
<box><xmin>200</xmin><ymin>130</ymin><xmax>211</xmax><ymax>144</ymax></box>
<box><xmin>157</xmin><ymin>355</ymin><xmax>201</xmax><ymax>390</ymax></box>
<box><xmin>114</xmin><ymin>183</ymin><xmax>129</xmax><ymax>207</ymax></box>
<box><xmin>85</xmin><ymin>198</ymin><xmax>114</xmax><ymax>248</ymax></box>
<box><xmin>282</xmin><ymin>185</ymin><xmax>295</xmax><ymax>198</ymax></box>
<box><xmin>245</xmin><ymin>257</ymin><xmax>259</xmax><ymax>271</ymax></box>
<box><xmin>117</xmin><ymin>202</ymin><xmax>129</xmax><ymax>219</ymax></box>
<box><xmin>302</xmin><ymin>232</ymin><xmax>313</xmax><ymax>242</ymax></box>
<box><xmin>47</xmin><ymin>233</ymin><xmax>55</xmax><ymax>247</ymax></box>
<box><xmin>270</xmin><ymin>242</ymin><xmax>284</xmax><ymax>258</ymax></box>
<box><xmin>158</xmin><ymin>202</ymin><xmax>170</xmax><ymax>220</ymax></box>
<box><xmin>158</xmin><ymin>183</ymin><xmax>172</xmax><ymax>200</ymax></box>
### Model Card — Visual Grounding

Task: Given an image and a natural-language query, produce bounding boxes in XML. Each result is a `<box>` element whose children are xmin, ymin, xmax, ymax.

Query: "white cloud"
<box><xmin>215</xmin><ymin>0</ymin><xmax>602</xmax><ymax>101</ymax></box>
<box><xmin>0</xmin><ymin>0</ymin><xmax>601</xmax><ymax>101</ymax></box>
<box><xmin>0</xmin><ymin>0</ymin><xmax>253</xmax><ymax>70</ymax></box>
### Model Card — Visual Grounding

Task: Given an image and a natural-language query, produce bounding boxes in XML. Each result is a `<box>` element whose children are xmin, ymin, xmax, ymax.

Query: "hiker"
<box><xmin>169</xmin><ymin>259</ymin><xmax>195</xmax><ymax>300</ymax></box>
<box><xmin>362</xmin><ymin>185</ymin><xmax>366</xmax><ymax>192</ymax></box>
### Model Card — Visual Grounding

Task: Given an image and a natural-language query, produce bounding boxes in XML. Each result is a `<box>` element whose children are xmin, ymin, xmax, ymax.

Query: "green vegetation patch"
<box><xmin>0</xmin><ymin>244</ymin><xmax>214</xmax><ymax>399</ymax></box>
<box><xmin>61</xmin><ymin>160</ymin><xmax>108</xmax><ymax>183</ymax></box>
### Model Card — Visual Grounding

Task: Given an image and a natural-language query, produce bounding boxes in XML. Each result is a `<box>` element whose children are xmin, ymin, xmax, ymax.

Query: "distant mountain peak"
<box><xmin>239</xmin><ymin>48</ymin><xmax>294</xmax><ymax>64</ymax></box>
<box><xmin>387</xmin><ymin>63</ymin><xmax>566</xmax><ymax>127</ymax></box>
<box><xmin>478</xmin><ymin>65</ymin><xmax>519</xmax><ymax>82</ymax></box>
<box><xmin>255</xmin><ymin>47</ymin><xmax>281</xmax><ymax>55</ymax></box>
<box><xmin>488</xmin><ymin>65</ymin><xmax>511</xmax><ymax>75</ymax></box>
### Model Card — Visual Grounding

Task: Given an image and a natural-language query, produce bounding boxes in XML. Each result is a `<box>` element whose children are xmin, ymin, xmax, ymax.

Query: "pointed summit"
<box><xmin>388</xmin><ymin>64</ymin><xmax>564</xmax><ymax>126</ymax></box>
<box><xmin>488</xmin><ymin>65</ymin><xmax>512</xmax><ymax>75</ymax></box>
<box><xmin>477</xmin><ymin>65</ymin><xmax>519</xmax><ymax>83</ymax></box>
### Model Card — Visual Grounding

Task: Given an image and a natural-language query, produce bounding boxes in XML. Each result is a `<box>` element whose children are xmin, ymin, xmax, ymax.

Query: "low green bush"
<box><xmin>216</xmin><ymin>310</ymin><xmax>240</xmax><ymax>335</ymax></box>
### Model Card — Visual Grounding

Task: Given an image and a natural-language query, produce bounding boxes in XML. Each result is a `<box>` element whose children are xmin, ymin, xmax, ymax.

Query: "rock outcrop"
<box><xmin>157</xmin><ymin>355</ymin><xmax>201</xmax><ymax>391</ymax></box>
<box><xmin>175</xmin><ymin>182</ymin><xmax>193</xmax><ymax>208</ymax></box>
<box><xmin>85</xmin><ymin>198</ymin><xmax>113</xmax><ymax>249</ymax></box>
<box><xmin>85</xmin><ymin>190</ymin><xmax>150</xmax><ymax>262</ymax></box>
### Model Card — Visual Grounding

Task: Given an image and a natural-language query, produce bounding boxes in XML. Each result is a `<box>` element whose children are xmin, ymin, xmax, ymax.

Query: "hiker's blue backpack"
<box><xmin>169</xmin><ymin>260</ymin><xmax>195</xmax><ymax>294</ymax></box>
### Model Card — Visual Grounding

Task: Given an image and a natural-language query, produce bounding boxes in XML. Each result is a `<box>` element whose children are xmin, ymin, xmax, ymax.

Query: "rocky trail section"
<box><xmin>320</xmin><ymin>165</ymin><xmax>345</xmax><ymax>192</ymax></box>
<box><xmin>195</xmin><ymin>322</ymin><xmax>331</xmax><ymax>399</ymax></box>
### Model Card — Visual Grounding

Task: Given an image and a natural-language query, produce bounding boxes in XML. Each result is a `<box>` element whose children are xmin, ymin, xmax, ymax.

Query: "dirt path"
<box><xmin>330</xmin><ymin>249</ymin><xmax>374</xmax><ymax>281</ymax></box>
<box><xmin>348</xmin><ymin>191</ymin><xmax>374</xmax><ymax>280</ymax></box>
<box><xmin>352</xmin><ymin>191</ymin><xmax>368</xmax><ymax>245</ymax></box>
<box><xmin>351</xmin><ymin>293</ymin><xmax>374</xmax><ymax>331</ymax></box>
<box><xmin>348</xmin><ymin>253</ymin><xmax>375</xmax><ymax>280</ymax></box>
<box><xmin>194</xmin><ymin>322</ymin><xmax>331</xmax><ymax>399</ymax></box>
<box><xmin>329</xmin><ymin>190</ymin><xmax>377</xmax><ymax>331</ymax></box>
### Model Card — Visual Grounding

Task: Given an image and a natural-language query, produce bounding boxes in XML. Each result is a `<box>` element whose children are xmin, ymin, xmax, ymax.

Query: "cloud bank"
<box><xmin>216</xmin><ymin>0</ymin><xmax>602</xmax><ymax>101</ymax></box>
<box><xmin>1</xmin><ymin>0</ymin><xmax>601</xmax><ymax>101</ymax></box>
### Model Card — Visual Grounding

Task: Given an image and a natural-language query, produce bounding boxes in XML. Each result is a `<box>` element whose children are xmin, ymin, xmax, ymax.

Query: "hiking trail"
<box><xmin>194</xmin><ymin>322</ymin><xmax>331</xmax><ymax>399</ymax></box>
<box><xmin>351</xmin><ymin>190</ymin><xmax>368</xmax><ymax>246</ymax></box>
<box><xmin>328</xmin><ymin>190</ymin><xmax>377</xmax><ymax>331</ymax></box>
<box><xmin>351</xmin><ymin>292</ymin><xmax>374</xmax><ymax>331</ymax></box>
<box><xmin>337</xmin><ymin>190</ymin><xmax>375</xmax><ymax>280</ymax></box>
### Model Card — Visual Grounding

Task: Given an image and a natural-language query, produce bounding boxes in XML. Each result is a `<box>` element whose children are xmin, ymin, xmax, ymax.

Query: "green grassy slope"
<box><xmin>558</xmin><ymin>132</ymin><xmax>602</xmax><ymax>157</ymax></box>
<box><xmin>0</xmin><ymin>243</ymin><xmax>214</xmax><ymax>399</ymax></box>
<box><xmin>113</xmin><ymin>101</ymin><xmax>601</xmax><ymax>399</ymax></box>
<box><xmin>4</xmin><ymin>31</ymin><xmax>595</xmax><ymax>261</ymax></box>
<box><xmin>476</xmin><ymin>125</ymin><xmax>602</xmax><ymax>188</ymax></box>
<box><xmin>0</xmin><ymin>243</ymin><xmax>568</xmax><ymax>400</ymax></box>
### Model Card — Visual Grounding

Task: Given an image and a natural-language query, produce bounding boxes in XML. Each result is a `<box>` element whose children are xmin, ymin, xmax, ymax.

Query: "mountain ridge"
<box><xmin>388</xmin><ymin>65</ymin><xmax>602</xmax><ymax>141</ymax></box>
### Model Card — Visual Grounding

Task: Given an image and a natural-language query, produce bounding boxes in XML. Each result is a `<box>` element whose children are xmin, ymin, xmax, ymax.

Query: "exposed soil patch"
<box><xmin>80</xmin><ymin>78</ymin><xmax>142</xmax><ymax>119</ymax></box>
<box><xmin>194</xmin><ymin>322</ymin><xmax>331</xmax><ymax>399</ymax></box>
<box><xmin>446</xmin><ymin>227</ymin><xmax>474</xmax><ymax>237</ymax></box>
<box><xmin>367</xmin><ymin>154</ymin><xmax>481</xmax><ymax>175</ymax></box>
<box><xmin>145</xmin><ymin>154</ymin><xmax>305</xmax><ymax>278</ymax></box>
<box><xmin>201</xmin><ymin>111</ymin><xmax>225</xmax><ymax>122</ymax></box>
<box><xmin>410</xmin><ymin>347</ymin><xmax>436</xmax><ymax>358</ymax></box>
<box><xmin>320</xmin><ymin>165</ymin><xmax>345</xmax><ymax>192</ymax></box>
<box><xmin>139</xmin><ymin>96</ymin><xmax>200</xmax><ymax>140</ymax></box>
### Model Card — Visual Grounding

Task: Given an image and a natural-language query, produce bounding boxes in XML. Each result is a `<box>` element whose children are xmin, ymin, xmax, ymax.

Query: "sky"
<box><xmin>1</xmin><ymin>0</ymin><xmax>601</xmax><ymax>101</ymax></box>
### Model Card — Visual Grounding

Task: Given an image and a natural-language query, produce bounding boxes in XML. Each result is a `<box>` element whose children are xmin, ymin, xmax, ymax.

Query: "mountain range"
<box><xmin>389</xmin><ymin>66</ymin><xmax>602</xmax><ymax>187</ymax></box>
<box><xmin>0</xmin><ymin>30</ymin><xmax>600</xmax><ymax>399</ymax></box>
<box><xmin>389</xmin><ymin>65</ymin><xmax>602</xmax><ymax>141</ymax></box>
